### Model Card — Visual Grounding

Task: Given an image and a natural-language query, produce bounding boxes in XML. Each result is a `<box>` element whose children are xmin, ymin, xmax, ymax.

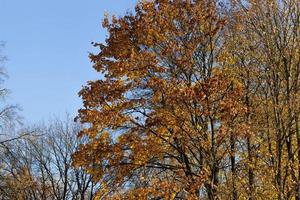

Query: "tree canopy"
<box><xmin>73</xmin><ymin>0</ymin><xmax>300</xmax><ymax>199</ymax></box>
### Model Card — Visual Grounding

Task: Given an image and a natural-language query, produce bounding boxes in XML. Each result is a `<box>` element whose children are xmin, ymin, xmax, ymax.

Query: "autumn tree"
<box><xmin>236</xmin><ymin>0</ymin><xmax>299</xmax><ymax>199</ymax></box>
<box><xmin>73</xmin><ymin>1</ymin><xmax>247</xmax><ymax>199</ymax></box>
<box><xmin>222</xmin><ymin>0</ymin><xmax>300</xmax><ymax>199</ymax></box>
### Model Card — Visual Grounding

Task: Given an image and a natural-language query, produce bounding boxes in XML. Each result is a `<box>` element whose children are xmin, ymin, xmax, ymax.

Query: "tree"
<box><xmin>73</xmin><ymin>0</ymin><xmax>300</xmax><ymax>199</ymax></box>
<box><xmin>230</xmin><ymin>1</ymin><xmax>300</xmax><ymax>199</ymax></box>
<box><xmin>0</xmin><ymin>41</ymin><xmax>22</xmax><ymax>144</ymax></box>
<box><xmin>0</xmin><ymin>116</ymin><xmax>98</xmax><ymax>200</ymax></box>
<box><xmin>73</xmin><ymin>1</ymin><xmax>246</xmax><ymax>199</ymax></box>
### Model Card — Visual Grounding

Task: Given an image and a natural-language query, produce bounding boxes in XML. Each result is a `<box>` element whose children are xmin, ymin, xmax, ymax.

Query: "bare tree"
<box><xmin>0</xmin><ymin>116</ymin><xmax>98</xmax><ymax>200</ymax></box>
<box><xmin>0</xmin><ymin>42</ymin><xmax>22</xmax><ymax>143</ymax></box>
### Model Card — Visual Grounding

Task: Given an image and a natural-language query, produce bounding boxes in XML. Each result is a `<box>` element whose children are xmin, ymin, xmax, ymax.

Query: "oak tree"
<box><xmin>73</xmin><ymin>1</ymin><xmax>246</xmax><ymax>199</ymax></box>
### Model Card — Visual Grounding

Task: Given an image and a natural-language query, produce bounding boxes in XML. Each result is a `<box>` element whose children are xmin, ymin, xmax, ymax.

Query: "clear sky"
<box><xmin>0</xmin><ymin>0</ymin><xmax>137</xmax><ymax>124</ymax></box>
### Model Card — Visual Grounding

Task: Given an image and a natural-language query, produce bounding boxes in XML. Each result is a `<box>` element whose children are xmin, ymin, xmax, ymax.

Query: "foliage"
<box><xmin>72</xmin><ymin>0</ymin><xmax>300</xmax><ymax>199</ymax></box>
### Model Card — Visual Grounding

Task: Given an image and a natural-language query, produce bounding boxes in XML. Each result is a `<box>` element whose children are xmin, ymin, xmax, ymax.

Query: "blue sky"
<box><xmin>0</xmin><ymin>0</ymin><xmax>137</xmax><ymax>124</ymax></box>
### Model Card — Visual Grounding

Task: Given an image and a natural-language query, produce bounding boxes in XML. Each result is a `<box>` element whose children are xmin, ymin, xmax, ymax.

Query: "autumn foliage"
<box><xmin>73</xmin><ymin>0</ymin><xmax>300</xmax><ymax>199</ymax></box>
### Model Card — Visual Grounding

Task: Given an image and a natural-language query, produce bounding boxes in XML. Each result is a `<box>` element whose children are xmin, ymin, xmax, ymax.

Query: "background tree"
<box><xmin>223</xmin><ymin>0</ymin><xmax>300</xmax><ymax>199</ymax></box>
<box><xmin>0</xmin><ymin>41</ymin><xmax>22</xmax><ymax>144</ymax></box>
<box><xmin>0</xmin><ymin>116</ymin><xmax>98</xmax><ymax>200</ymax></box>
